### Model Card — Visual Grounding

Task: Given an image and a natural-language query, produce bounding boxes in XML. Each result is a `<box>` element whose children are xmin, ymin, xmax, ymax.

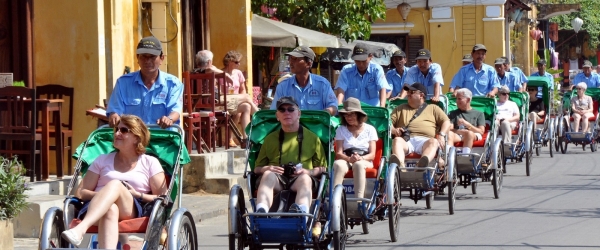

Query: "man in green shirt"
<box><xmin>447</xmin><ymin>88</ymin><xmax>486</xmax><ymax>154</ymax></box>
<box><xmin>254</xmin><ymin>96</ymin><xmax>327</xmax><ymax>214</ymax></box>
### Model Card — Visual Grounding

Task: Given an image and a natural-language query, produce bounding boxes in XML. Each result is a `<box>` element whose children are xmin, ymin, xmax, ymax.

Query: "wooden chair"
<box><xmin>36</xmin><ymin>84</ymin><xmax>74</xmax><ymax>175</ymax></box>
<box><xmin>0</xmin><ymin>86</ymin><xmax>42</xmax><ymax>182</ymax></box>
<box><xmin>213</xmin><ymin>73</ymin><xmax>231</xmax><ymax>149</ymax></box>
<box><xmin>182</xmin><ymin>71</ymin><xmax>210</xmax><ymax>153</ymax></box>
<box><xmin>183</xmin><ymin>71</ymin><xmax>220</xmax><ymax>152</ymax></box>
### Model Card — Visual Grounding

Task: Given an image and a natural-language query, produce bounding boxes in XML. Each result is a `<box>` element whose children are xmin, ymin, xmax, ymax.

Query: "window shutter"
<box><xmin>406</xmin><ymin>35</ymin><xmax>424</xmax><ymax>67</ymax></box>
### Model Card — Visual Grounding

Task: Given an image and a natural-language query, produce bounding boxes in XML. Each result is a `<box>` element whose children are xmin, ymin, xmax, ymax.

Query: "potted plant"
<box><xmin>0</xmin><ymin>155</ymin><xmax>30</xmax><ymax>249</ymax></box>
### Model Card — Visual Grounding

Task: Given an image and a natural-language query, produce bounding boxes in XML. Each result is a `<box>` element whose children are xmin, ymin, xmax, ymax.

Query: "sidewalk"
<box><xmin>14</xmin><ymin>192</ymin><xmax>230</xmax><ymax>250</ymax></box>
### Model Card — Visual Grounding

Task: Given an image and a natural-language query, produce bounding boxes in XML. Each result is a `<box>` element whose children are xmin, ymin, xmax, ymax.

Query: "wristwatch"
<box><xmin>438</xmin><ymin>132</ymin><xmax>447</xmax><ymax>137</ymax></box>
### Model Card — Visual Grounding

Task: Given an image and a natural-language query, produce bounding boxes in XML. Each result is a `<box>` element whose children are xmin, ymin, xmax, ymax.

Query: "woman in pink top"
<box><xmin>222</xmin><ymin>50</ymin><xmax>259</xmax><ymax>148</ymax></box>
<box><xmin>61</xmin><ymin>115</ymin><xmax>167</xmax><ymax>248</ymax></box>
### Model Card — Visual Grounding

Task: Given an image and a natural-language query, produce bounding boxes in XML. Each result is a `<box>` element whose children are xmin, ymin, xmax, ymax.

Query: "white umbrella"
<box><xmin>251</xmin><ymin>14</ymin><xmax>340</xmax><ymax>48</ymax></box>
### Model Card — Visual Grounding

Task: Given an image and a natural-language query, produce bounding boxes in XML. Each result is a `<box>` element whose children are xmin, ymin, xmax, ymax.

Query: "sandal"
<box><xmin>240</xmin><ymin>138</ymin><xmax>248</xmax><ymax>149</ymax></box>
<box><xmin>228</xmin><ymin>139</ymin><xmax>238</xmax><ymax>148</ymax></box>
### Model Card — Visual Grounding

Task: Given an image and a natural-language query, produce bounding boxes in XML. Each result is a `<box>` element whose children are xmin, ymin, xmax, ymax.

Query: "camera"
<box><xmin>401</xmin><ymin>127</ymin><xmax>411</xmax><ymax>141</ymax></box>
<box><xmin>283</xmin><ymin>162</ymin><xmax>301</xmax><ymax>177</ymax></box>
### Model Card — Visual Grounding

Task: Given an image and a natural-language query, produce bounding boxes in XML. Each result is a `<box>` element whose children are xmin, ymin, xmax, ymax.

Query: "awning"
<box><xmin>321</xmin><ymin>39</ymin><xmax>401</xmax><ymax>65</ymax></box>
<box><xmin>251</xmin><ymin>14</ymin><xmax>340</xmax><ymax>48</ymax></box>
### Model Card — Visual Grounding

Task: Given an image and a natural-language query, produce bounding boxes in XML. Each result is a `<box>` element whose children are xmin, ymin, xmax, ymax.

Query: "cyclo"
<box><xmin>228</xmin><ymin>110</ymin><xmax>348</xmax><ymax>249</ymax></box>
<box><xmin>557</xmin><ymin>88</ymin><xmax>600</xmax><ymax>153</ymax></box>
<box><xmin>501</xmin><ymin>92</ymin><xmax>534</xmax><ymax>176</ymax></box>
<box><xmin>38</xmin><ymin>125</ymin><xmax>197</xmax><ymax>249</ymax></box>
<box><xmin>387</xmin><ymin>96</ymin><xmax>459</xmax><ymax>215</ymax></box>
<box><xmin>528</xmin><ymin>76</ymin><xmax>558</xmax><ymax>158</ymax></box>
<box><xmin>448</xmin><ymin>96</ymin><xmax>504</xmax><ymax>199</ymax></box>
<box><xmin>337</xmin><ymin>104</ymin><xmax>401</xmax><ymax>240</ymax></box>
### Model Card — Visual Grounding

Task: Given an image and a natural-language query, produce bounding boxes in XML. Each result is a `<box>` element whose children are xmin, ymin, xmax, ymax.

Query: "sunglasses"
<box><xmin>277</xmin><ymin>107</ymin><xmax>297</xmax><ymax>113</ymax></box>
<box><xmin>342</xmin><ymin>112</ymin><xmax>357</xmax><ymax>117</ymax></box>
<box><xmin>576</xmin><ymin>87</ymin><xmax>585</xmax><ymax>90</ymax></box>
<box><xmin>233</xmin><ymin>61</ymin><xmax>240</xmax><ymax>65</ymax></box>
<box><xmin>408</xmin><ymin>90</ymin><xmax>421</xmax><ymax>95</ymax></box>
<box><xmin>114</xmin><ymin>127</ymin><xmax>131</xmax><ymax>134</ymax></box>
<box><xmin>527</xmin><ymin>89</ymin><xmax>536</xmax><ymax>92</ymax></box>
<box><xmin>500</xmin><ymin>93</ymin><xmax>509</xmax><ymax>96</ymax></box>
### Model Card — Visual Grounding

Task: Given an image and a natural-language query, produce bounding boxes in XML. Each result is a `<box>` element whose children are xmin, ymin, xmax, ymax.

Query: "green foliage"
<box><xmin>0</xmin><ymin>156</ymin><xmax>30</xmax><ymax>220</ymax></box>
<box><xmin>546</xmin><ymin>0</ymin><xmax>600</xmax><ymax>50</ymax></box>
<box><xmin>251</xmin><ymin>0</ymin><xmax>387</xmax><ymax>41</ymax></box>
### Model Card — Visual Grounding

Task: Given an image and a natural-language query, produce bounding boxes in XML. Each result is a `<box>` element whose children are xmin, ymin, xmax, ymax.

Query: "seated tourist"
<box><xmin>571</xmin><ymin>82</ymin><xmax>594</xmax><ymax>132</ymax></box>
<box><xmin>496</xmin><ymin>86</ymin><xmax>520</xmax><ymax>145</ymax></box>
<box><xmin>527</xmin><ymin>87</ymin><xmax>546</xmax><ymax>132</ymax></box>
<box><xmin>447</xmin><ymin>89</ymin><xmax>485</xmax><ymax>155</ymax></box>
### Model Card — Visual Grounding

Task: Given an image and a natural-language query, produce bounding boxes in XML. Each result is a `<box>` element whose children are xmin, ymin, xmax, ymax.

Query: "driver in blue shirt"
<box><xmin>572</xmin><ymin>60</ymin><xmax>600</xmax><ymax>88</ymax></box>
<box><xmin>401</xmin><ymin>49</ymin><xmax>444</xmax><ymax>102</ymax></box>
<box><xmin>107</xmin><ymin>36</ymin><xmax>183</xmax><ymax>129</ymax></box>
<box><xmin>495</xmin><ymin>57</ymin><xmax>522</xmax><ymax>92</ymax></box>
<box><xmin>335</xmin><ymin>42</ymin><xmax>390</xmax><ymax>107</ymax></box>
<box><xmin>449</xmin><ymin>44</ymin><xmax>500</xmax><ymax>97</ymax></box>
<box><xmin>386</xmin><ymin>50</ymin><xmax>409</xmax><ymax>100</ymax></box>
<box><xmin>530</xmin><ymin>59</ymin><xmax>555</xmax><ymax>98</ymax></box>
<box><xmin>270</xmin><ymin>46</ymin><xmax>338</xmax><ymax>115</ymax></box>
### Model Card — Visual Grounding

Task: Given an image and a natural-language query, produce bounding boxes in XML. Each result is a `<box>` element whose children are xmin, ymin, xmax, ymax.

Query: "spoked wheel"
<box><xmin>471</xmin><ymin>182</ymin><xmax>477</xmax><ymax>194</ymax></box>
<box><xmin>526</xmin><ymin>133</ymin><xmax>533</xmax><ymax>177</ymax></box>
<box><xmin>448</xmin><ymin>167</ymin><xmax>457</xmax><ymax>215</ymax></box>
<box><xmin>549</xmin><ymin>137</ymin><xmax>554</xmax><ymax>157</ymax></box>
<box><xmin>388</xmin><ymin>169</ymin><xmax>401</xmax><ymax>242</ymax></box>
<box><xmin>560</xmin><ymin>120</ymin><xmax>569</xmax><ymax>154</ymax></box>
<box><xmin>493</xmin><ymin>144</ymin><xmax>504</xmax><ymax>199</ymax></box>
<box><xmin>591</xmin><ymin>140</ymin><xmax>598</xmax><ymax>152</ymax></box>
<box><xmin>333</xmin><ymin>191</ymin><xmax>348</xmax><ymax>250</ymax></box>
<box><xmin>168</xmin><ymin>212</ymin><xmax>198</xmax><ymax>250</ymax></box>
<box><xmin>229</xmin><ymin>186</ymin><xmax>247</xmax><ymax>250</ymax></box>
<box><xmin>554</xmin><ymin>133</ymin><xmax>560</xmax><ymax>152</ymax></box>
<box><xmin>39</xmin><ymin>207</ymin><xmax>68</xmax><ymax>249</ymax></box>
<box><xmin>425</xmin><ymin>192</ymin><xmax>433</xmax><ymax>209</ymax></box>
<box><xmin>535</xmin><ymin>147</ymin><xmax>540</xmax><ymax>156</ymax></box>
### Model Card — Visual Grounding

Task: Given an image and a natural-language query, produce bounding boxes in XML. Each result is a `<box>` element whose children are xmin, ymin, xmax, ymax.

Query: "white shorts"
<box><xmin>458</xmin><ymin>132</ymin><xmax>483</xmax><ymax>141</ymax></box>
<box><xmin>407</xmin><ymin>136</ymin><xmax>432</xmax><ymax>155</ymax></box>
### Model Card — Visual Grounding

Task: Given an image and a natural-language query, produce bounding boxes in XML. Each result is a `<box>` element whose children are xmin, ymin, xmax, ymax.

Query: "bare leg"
<box><xmin>528</xmin><ymin>112</ymin><xmax>538</xmax><ymax>131</ymax></box>
<box><xmin>237</xmin><ymin>103</ymin><xmax>252</xmax><ymax>138</ymax></box>
<box><xmin>290</xmin><ymin>174</ymin><xmax>312</xmax><ymax>208</ymax></box>
<box><xmin>455</xmin><ymin>130</ymin><xmax>474</xmax><ymax>149</ymax></box>
<box><xmin>69</xmin><ymin>180</ymin><xmax>136</xmax><ymax>241</ymax></box>
<box><xmin>420</xmin><ymin>138</ymin><xmax>439</xmax><ymax>162</ymax></box>
<box><xmin>97</xmin><ymin>204</ymin><xmax>119</xmax><ymax>248</ymax></box>
<box><xmin>256</xmin><ymin>171</ymin><xmax>283</xmax><ymax>208</ymax></box>
<box><xmin>332</xmin><ymin>160</ymin><xmax>349</xmax><ymax>189</ymax></box>
<box><xmin>582</xmin><ymin>113</ymin><xmax>592</xmax><ymax>132</ymax></box>
<box><xmin>572</xmin><ymin>114</ymin><xmax>582</xmax><ymax>132</ymax></box>
<box><xmin>392</xmin><ymin>137</ymin><xmax>409</xmax><ymax>164</ymax></box>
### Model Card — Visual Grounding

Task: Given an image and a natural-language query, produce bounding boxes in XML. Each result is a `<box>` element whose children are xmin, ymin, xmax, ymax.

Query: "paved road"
<box><xmin>198</xmin><ymin>147</ymin><xmax>600</xmax><ymax>249</ymax></box>
<box><xmin>16</xmin><ymin>147</ymin><xmax>600</xmax><ymax>249</ymax></box>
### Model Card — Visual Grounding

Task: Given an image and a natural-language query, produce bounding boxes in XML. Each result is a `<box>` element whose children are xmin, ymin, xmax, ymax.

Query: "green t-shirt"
<box><xmin>448</xmin><ymin>108</ymin><xmax>485</xmax><ymax>130</ymax></box>
<box><xmin>255</xmin><ymin>127</ymin><xmax>327</xmax><ymax>170</ymax></box>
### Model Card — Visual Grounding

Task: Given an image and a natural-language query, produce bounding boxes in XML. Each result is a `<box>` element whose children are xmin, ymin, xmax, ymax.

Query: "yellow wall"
<box><xmin>33</xmin><ymin>0</ymin><xmax>107</xmax><ymax>172</ymax></box>
<box><xmin>208</xmin><ymin>0</ymin><xmax>253</xmax><ymax>90</ymax></box>
<box><xmin>376</xmin><ymin>5</ymin><xmax>508</xmax><ymax>91</ymax></box>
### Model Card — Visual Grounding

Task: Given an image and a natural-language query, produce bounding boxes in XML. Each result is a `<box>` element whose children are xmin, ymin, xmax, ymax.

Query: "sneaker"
<box><xmin>256</xmin><ymin>207</ymin><xmax>267</xmax><ymax>213</ymax></box>
<box><xmin>288</xmin><ymin>203</ymin><xmax>306</xmax><ymax>213</ymax></box>
<box><xmin>389</xmin><ymin>154</ymin><xmax>404</xmax><ymax>168</ymax></box>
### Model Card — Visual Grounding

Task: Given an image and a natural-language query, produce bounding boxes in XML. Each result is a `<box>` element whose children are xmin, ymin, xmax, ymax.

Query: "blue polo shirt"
<box><xmin>573</xmin><ymin>72</ymin><xmax>600</xmax><ymax>88</ymax></box>
<box><xmin>385</xmin><ymin>66</ymin><xmax>409</xmax><ymax>97</ymax></box>
<box><xmin>107</xmin><ymin>70</ymin><xmax>183</xmax><ymax>125</ymax></box>
<box><xmin>498</xmin><ymin>71</ymin><xmax>522</xmax><ymax>92</ymax></box>
<box><xmin>335</xmin><ymin>62</ymin><xmax>390</xmax><ymax>106</ymax></box>
<box><xmin>531</xmin><ymin>71</ymin><xmax>555</xmax><ymax>98</ymax></box>
<box><xmin>270</xmin><ymin>73</ymin><xmax>338</xmax><ymax>111</ymax></box>
<box><xmin>508</xmin><ymin>67</ymin><xmax>528</xmax><ymax>85</ymax></box>
<box><xmin>450</xmin><ymin>63</ymin><xmax>500</xmax><ymax>96</ymax></box>
<box><xmin>404</xmin><ymin>63</ymin><xmax>444</xmax><ymax>95</ymax></box>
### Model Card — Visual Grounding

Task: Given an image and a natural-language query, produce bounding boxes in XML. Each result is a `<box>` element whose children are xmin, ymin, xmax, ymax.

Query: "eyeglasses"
<box><xmin>114</xmin><ymin>127</ymin><xmax>131</xmax><ymax>134</ymax></box>
<box><xmin>527</xmin><ymin>89</ymin><xmax>536</xmax><ymax>92</ymax></box>
<box><xmin>342</xmin><ymin>112</ymin><xmax>357</xmax><ymax>117</ymax></box>
<box><xmin>576</xmin><ymin>87</ymin><xmax>585</xmax><ymax>90</ymax></box>
<box><xmin>408</xmin><ymin>90</ymin><xmax>421</xmax><ymax>95</ymax></box>
<box><xmin>233</xmin><ymin>61</ymin><xmax>240</xmax><ymax>65</ymax></box>
<box><xmin>277</xmin><ymin>107</ymin><xmax>297</xmax><ymax>113</ymax></box>
<box><xmin>500</xmin><ymin>93</ymin><xmax>509</xmax><ymax>96</ymax></box>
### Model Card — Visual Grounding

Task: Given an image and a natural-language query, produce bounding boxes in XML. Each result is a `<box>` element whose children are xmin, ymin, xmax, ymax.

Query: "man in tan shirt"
<box><xmin>389</xmin><ymin>83</ymin><xmax>451</xmax><ymax>168</ymax></box>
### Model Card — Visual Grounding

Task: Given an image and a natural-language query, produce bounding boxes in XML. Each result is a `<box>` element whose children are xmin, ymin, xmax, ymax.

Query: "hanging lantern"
<box><xmin>311</xmin><ymin>47</ymin><xmax>328</xmax><ymax>75</ymax></box>
<box><xmin>396</xmin><ymin>2</ymin><xmax>411</xmax><ymax>21</ymax></box>
<box><xmin>571</xmin><ymin>17</ymin><xmax>583</xmax><ymax>33</ymax></box>
<box><xmin>529</xmin><ymin>29</ymin><xmax>542</xmax><ymax>40</ymax></box>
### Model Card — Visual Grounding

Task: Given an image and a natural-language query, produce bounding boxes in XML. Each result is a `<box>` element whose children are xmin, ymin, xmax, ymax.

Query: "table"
<box><xmin>0</xmin><ymin>99</ymin><xmax>63</xmax><ymax>181</ymax></box>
